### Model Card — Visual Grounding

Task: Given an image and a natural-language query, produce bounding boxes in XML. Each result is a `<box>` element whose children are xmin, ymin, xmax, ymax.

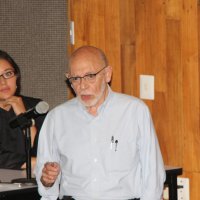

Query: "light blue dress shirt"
<box><xmin>35</xmin><ymin>87</ymin><xmax>166</xmax><ymax>200</ymax></box>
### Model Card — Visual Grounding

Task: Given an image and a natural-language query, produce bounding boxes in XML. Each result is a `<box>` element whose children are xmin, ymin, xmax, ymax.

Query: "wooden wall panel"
<box><xmin>104</xmin><ymin>1</ymin><xmax>122</xmax><ymax>91</ymax></box>
<box><xmin>134</xmin><ymin>0</ymin><xmax>154</xmax><ymax>111</ymax></box>
<box><xmin>69</xmin><ymin>0</ymin><xmax>121</xmax><ymax>92</ymax></box>
<box><xmin>121</xmin><ymin>45</ymin><xmax>136</xmax><ymax>95</ymax></box>
<box><xmin>120</xmin><ymin>0</ymin><xmax>136</xmax><ymax>96</ymax></box>
<box><xmin>181</xmin><ymin>0</ymin><xmax>200</xmax><ymax>173</ymax></box>
<box><xmin>165</xmin><ymin>19</ymin><xmax>183</xmax><ymax>166</ymax></box>
<box><xmin>69</xmin><ymin>0</ymin><xmax>200</xmax><ymax>198</ymax></box>
<box><xmin>166</xmin><ymin>0</ymin><xmax>181</xmax><ymax>20</ymax></box>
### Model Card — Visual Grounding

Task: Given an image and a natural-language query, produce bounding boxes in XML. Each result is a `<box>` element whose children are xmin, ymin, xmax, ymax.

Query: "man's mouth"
<box><xmin>80</xmin><ymin>94</ymin><xmax>92</xmax><ymax>101</ymax></box>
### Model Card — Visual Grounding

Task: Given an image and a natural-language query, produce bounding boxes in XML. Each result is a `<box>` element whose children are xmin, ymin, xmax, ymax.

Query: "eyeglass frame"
<box><xmin>66</xmin><ymin>66</ymin><xmax>108</xmax><ymax>85</ymax></box>
<box><xmin>0</xmin><ymin>69</ymin><xmax>16</xmax><ymax>80</ymax></box>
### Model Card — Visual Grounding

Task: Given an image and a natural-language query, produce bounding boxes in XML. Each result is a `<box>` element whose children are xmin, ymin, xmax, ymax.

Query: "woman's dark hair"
<box><xmin>0</xmin><ymin>50</ymin><xmax>21</xmax><ymax>95</ymax></box>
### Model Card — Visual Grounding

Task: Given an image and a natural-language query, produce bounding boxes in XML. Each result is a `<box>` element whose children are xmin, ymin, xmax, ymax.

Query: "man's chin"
<box><xmin>81</xmin><ymin>101</ymin><xmax>96</xmax><ymax>108</ymax></box>
<box><xmin>79</xmin><ymin>98</ymin><xmax>97</xmax><ymax>108</ymax></box>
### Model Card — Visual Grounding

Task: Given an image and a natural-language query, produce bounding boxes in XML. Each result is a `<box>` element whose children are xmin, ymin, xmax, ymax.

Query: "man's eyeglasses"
<box><xmin>0</xmin><ymin>70</ymin><xmax>15</xmax><ymax>80</ymax></box>
<box><xmin>66</xmin><ymin>66</ymin><xmax>107</xmax><ymax>85</ymax></box>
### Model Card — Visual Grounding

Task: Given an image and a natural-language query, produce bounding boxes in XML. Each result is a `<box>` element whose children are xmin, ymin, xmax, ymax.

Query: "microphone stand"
<box><xmin>12</xmin><ymin>118</ymin><xmax>36</xmax><ymax>185</ymax></box>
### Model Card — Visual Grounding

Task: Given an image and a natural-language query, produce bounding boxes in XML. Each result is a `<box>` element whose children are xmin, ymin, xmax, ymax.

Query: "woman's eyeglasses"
<box><xmin>0</xmin><ymin>70</ymin><xmax>15</xmax><ymax>79</ymax></box>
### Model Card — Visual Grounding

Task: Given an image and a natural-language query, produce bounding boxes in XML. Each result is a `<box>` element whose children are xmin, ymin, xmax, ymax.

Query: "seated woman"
<box><xmin>0</xmin><ymin>50</ymin><xmax>46</xmax><ymax>169</ymax></box>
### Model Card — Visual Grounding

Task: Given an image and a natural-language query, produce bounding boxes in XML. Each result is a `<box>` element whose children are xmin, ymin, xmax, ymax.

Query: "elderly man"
<box><xmin>35</xmin><ymin>46</ymin><xmax>165</xmax><ymax>200</ymax></box>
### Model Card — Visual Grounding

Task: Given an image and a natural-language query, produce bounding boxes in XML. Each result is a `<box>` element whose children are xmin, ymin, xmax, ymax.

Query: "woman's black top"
<box><xmin>0</xmin><ymin>95</ymin><xmax>46</xmax><ymax>169</ymax></box>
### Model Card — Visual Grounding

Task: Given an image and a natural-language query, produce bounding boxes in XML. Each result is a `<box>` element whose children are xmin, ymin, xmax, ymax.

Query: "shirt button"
<box><xmin>93</xmin><ymin>178</ymin><xmax>97</xmax><ymax>182</ymax></box>
<box><xmin>94</xmin><ymin>158</ymin><xmax>98</xmax><ymax>163</ymax></box>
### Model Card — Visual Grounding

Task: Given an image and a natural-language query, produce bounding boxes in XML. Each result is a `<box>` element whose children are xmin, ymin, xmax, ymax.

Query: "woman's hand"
<box><xmin>4</xmin><ymin>96</ymin><xmax>26</xmax><ymax>115</ymax></box>
<box><xmin>21</xmin><ymin>157</ymin><xmax>37</xmax><ymax>170</ymax></box>
<box><xmin>5</xmin><ymin>96</ymin><xmax>37</xmax><ymax>146</ymax></box>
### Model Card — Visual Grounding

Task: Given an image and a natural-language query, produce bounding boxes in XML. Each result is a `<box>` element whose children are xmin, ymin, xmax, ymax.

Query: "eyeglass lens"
<box><xmin>0</xmin><ymin>70</ymin><xmax>15</xmax><ymax>79</ymax></box>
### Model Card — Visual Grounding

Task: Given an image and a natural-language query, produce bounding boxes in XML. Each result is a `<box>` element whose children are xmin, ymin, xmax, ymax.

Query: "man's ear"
<box><xmin>105</xmin><ymin>66</ymin><xmax>112</xmax><ymax>83</ymax></box>
<box><xmin>65</xmin><ymin>72</ymin><xmax>70</xmax><ymax>79</ymax></box>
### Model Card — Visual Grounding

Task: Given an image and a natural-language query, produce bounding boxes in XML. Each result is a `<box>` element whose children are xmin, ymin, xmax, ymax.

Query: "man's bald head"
<box><xmin>68</xmin><ymin>46</ymin><xmax>108</xmax><ymax>72</ymax></box>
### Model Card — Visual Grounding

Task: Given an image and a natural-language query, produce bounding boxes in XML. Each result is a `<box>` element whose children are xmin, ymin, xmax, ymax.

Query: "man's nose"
<box><xmin>79</xmin><ymin>77</ymin><xmax>88</xmax><ymax>89</ymax></box>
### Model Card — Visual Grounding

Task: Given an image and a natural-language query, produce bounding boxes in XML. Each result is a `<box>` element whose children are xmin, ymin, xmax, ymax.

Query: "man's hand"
<box><xmin>40</xmin><ymin>162</ymin><xmax>60</xmax><ymax>187</ymax></box>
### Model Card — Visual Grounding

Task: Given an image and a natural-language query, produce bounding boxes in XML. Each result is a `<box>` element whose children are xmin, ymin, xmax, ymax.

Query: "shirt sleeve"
<box><xmin>31</xmin><ymin>113</ymin><xmax>47</xmax><ymax>156</ymax></box>
<box><xmin>137</xmin><ymin>102</ymin><xmax>166</xmax><ymax>200</ymax></box>
<box><xmin>34</xmin><ymin>111</ymin><xmax>61</xmax><ymax>200</ymax></box>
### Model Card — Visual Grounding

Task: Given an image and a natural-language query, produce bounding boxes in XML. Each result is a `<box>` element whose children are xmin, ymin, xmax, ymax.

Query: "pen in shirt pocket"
<box><xmin>110</xmin><ymin>136</ymin><xmax>114</xmax><ymax>149</ymax></box>
<box><xmin>110</xmin><ymin>136</ymin><xmax>119</xmax><ymax>152</ymax></box>
<box><xmin>115</xmin><ymin>140</ymin><xmax>118</xmax><ymax>152</ymax></box>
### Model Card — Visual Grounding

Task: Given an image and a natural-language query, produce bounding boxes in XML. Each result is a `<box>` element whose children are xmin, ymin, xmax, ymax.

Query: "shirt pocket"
<box><xmin>104</xmin><ymin>139</ymin><xmax>138</xmax><ymax>172</ymax></box>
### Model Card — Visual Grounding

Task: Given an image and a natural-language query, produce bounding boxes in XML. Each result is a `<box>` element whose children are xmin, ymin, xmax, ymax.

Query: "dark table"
<box><xmin>0</xmin><ymin>169</ymin><xmax>40</xmax><ymax>200</ymax></box>
<box><xmin>0</xmin><ymin>184</ymin><xmax>40</xmax><ymax>200</ymax></box>
<box><xmin>164</xmin><ymin>166</ymin><xmax>183</xmax><ymax>200</ymax></box>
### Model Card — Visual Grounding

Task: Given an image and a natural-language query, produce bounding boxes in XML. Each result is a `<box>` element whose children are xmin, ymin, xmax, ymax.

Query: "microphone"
<box><xmin>9</xmin><ymin>101</ymin><xmax>49</xmax><ymax>129</ymax></box>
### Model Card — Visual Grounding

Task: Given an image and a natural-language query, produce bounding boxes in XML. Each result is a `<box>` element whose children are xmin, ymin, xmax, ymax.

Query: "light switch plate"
<box><xmin>70</xmin><ymin>21</ymin><xmax>75</xmax><ymax>45</ymax></box>
<box><xmin>139</xmin><ymin>75</ymin><xmax>154</xmax><ymax>100</ymax></box>
<box><xmin>177</xmin><ymin>177</ymin><xmax>190</xmax><ymax>200</ymax></box>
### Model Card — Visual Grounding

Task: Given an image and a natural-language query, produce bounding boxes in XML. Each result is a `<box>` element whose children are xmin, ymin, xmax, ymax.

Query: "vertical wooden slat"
<box><xmin>104</xmin><ymin>0</ymin><xmax>122</xmax><ymax>92</ymax></box>
<box><xmin>181</xmin><ymin>0</ymin><xmax>200</xmax><ymax>172</ymax></box>
<box><xmin>120</xmin><ymin>0</ymin><xmax>136</xmax><ymax>95</ymax></box>
<box><xmin>165</xmin><ymin>19</ymin><xmax>183</xmax><ymax>166</ymax></box>
<box><xmin>121</xmin><ymin>45</ymin><xmax>136</xmax><ymax>95</ymax></box>
<box><xmin>134</xmin><ymin>0</ymin><xmax>152</xmax><ymax>106</ymax></box>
